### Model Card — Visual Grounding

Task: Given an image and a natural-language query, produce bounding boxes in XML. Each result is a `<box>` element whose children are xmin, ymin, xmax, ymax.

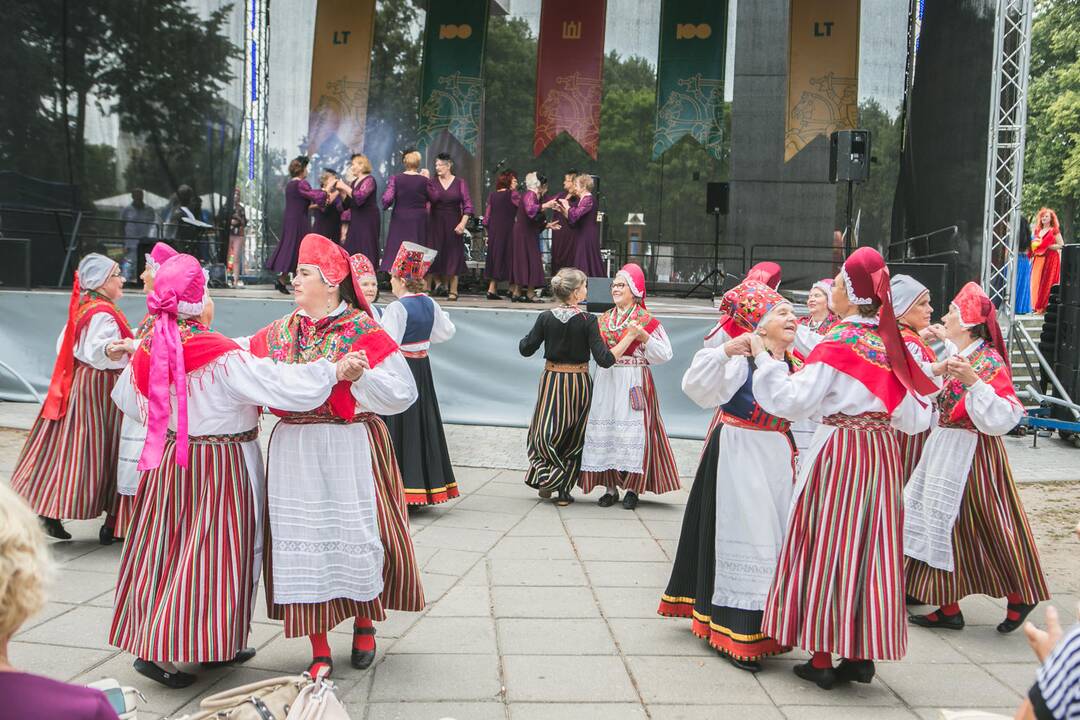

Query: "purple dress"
<box><xmin>0</xmin><ymin>672</ymin><xmax>119</xmax><ymax>719</ymax></box>
<box><xmin>428</xmin><ymin>176</ymin><xmax>474</xmax><ymax>277</ymax></box>
<box><xmin>509</xmin><ymin>190</ymin><xmax>546</xmax><ymax>288</ymax></box>
<box><xmin>549</xmin><ymin>190</ymin><xmax>578</xmax><ymax>275</ymax></box>
<box><xmin>344</xmin><ymin>175</ymin><xmax>381</xmax><ymax>264</ymax></box>
<box><xmin>566</xmin><ymin>192</ymin><xmax>604</xmax><ymax>276</ymax></box>
<box><xmin>483</xmin><ymin>189</ymin><xmax>517</xmax><ymax>281</ymax></box>
<box><xmin>267</xmin><ymin>178</ymin><xmax>323</xmax><ymax>273</ymax></box>
<box><xmin>380</xmin><ymin>173</ymin><xmax>434</xmax><ymax>273</ymax></box>
<box><xmin>311</xmin><ymin>192</ymin><xmax>343</xmax><ymax>241</ymax></box>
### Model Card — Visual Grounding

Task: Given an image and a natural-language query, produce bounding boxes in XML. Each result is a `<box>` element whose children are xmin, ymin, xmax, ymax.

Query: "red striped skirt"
<box><xmin>762</xmin><ymin>418</ymin><xmax>907</xmax><ymax>660</ymax></box>
<box><xmin>895</xmin><ymin>428</ymin><xmax>929</xmax><ymax>485</ymax></box>
<box><xmin>10</xmin><ymin>363</ymin><xmax>121</xmax><ymax>520</ymax></box>
<box><xmin>109</xmin><ymin>433</ymin><xmax>256</xmax><ymax>663</ymax></box>
<box><xmin>265</xmin><ymin>417</ymin><xmax>425</xmax><ymax>638</ymax></box>
<box><xmin>905</xmin><ymin>433</ymin><xmax>1049</xmax><ymax>606</ymax></box>
<box><xmin>578</xmin><ymin>368</ymin><xmax>681</xmax><ymax>496</ymax></box>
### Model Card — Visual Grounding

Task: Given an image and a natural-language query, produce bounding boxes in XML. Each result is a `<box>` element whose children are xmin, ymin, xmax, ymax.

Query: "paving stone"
<box><xmin>780</xmin><ymin>707</ymin><xmax>919</xmax><ymax>719</ymax></box>
<box><xmin>486</xmin><ymin>534</ymin><xmax>577</xmax><ymax>560</ymax></box>
<box><xmin>489</xmin><ymin>558</ymin><xmax>587</xmax><ymax>587</ymax></box>
<box><xmin>370</xmin><ymin>653</ymin><xmax>502</xmax><ymax>702</ymax></box>
<box><xmin>633</xmin><ymin>500</ymin><xmax>690</xmax><ymax>521</ymax></box>
<box><xmin>627</xmin><ymin>655</ymin><xmax>772</xmax><ymax>705</ymax></box>
<box><xmin>573</xmin><ymin>536</ymin><xmax>668</xmax><ymax>562</ymax></box>
<box><xmin>432</xmin><ymin>507</ymin><xmax>522</xmax><ymax>532</ymax></box>
<box><xmin>13</xmin><ymin>602</ymin><xmax>78</xmax><ymax>636</ymax></box>
<box><xmin>563</xmin><ymin>517</ymin><xmax>652</xmax><ymax>539</ymax></box>
<box><xmin>583</xmin><ymin>561</ymin><xmax>674</xmax><ymax>588</ymax></box>
<box><xmin>608</xmin><ymin>618</ymin><xmax>713</xmax><ymax>657</ymax></box>
<box><xmin>7</xmin><ymin>641</ymin><xmax>115</xmax><ymax>682</ymax></box>
<box><xmin>245</xmin><ymin>632</ymin><xmax>322</xmax><ymax>674</ymax></box>
<box><xmin>492</xmin><ymin>586</ymin><xmax>600</xmax><ymax>618</ymax></box>
<box><xmin>497</xmin><ymin>618</ymin><xmax>617</xmax><ymax>655</ymax></box>
<box><xmin>913</xmin><ymin>708</ymin><xmax>1018</xmax><ymax>720</ymax></box>
<box><xmin>594</xmin><ymin>586</ymin><xmax>668</xmax><ymax>618</ymax></box>
<box><xmin>459</xmin><ymin>563</ymin><xmax>490</xmax><ymax>586</ymax></box>
<box><xmin>874</xmin><ymin>662</ymin><xmax>1021</xmax><ymax>707</ymax></box>
<box><xmin>419</xmin><ymin>571</ymin><xmax>458</xmax><ymax>604</ymax></box>
<box><xmin>649</xmin><ymin>706</ymin><xmax>784</xmax><ymax>720</ymax></box>
<box><xmin>327</xmin><ymin>609</ymin><xmax>421</xmax><ymax>640</ymax></box>
<box><xmin>16</xmin><ymin>604</ymin><xmax>116</xmax><ymax>649</ymax></box>
<box><xmin>885</xmin><ymin>626</ymin><xmax>969</xmax><ymax>664</ymax></box>
<box><xmin>366</xmin><ymin>701</ymin><xmax>507</xmax><ymax>720</ymax></box>
<box><xmin>390</xmin><ymin>616</ymin><xmax>498</xmax><ymax>655</ymax></box>
<box><xmin>490</xmin><ymin>469</ymin><xmax>527</xmax><ymax>484</ymax></box>
<box><xmin>450</xmin><ymin>465</ymin><xmax>503</xmax><ymax>486</ymax></box>
<box><xmin>502</xmin><ymin>655</ymin><xmax>637</xmax><ymax>702</ymax></box>
<box><xmin>454</xmin><ymin>493</ymin><xmax>540</xmax><ymax>515</ymax></box>
<box><xmin>412</xmin><ymin>525</ymin><xmax>503</xmax><ymax>553</ymax></box>
<box><xmin>423</xmin><ymin>548</ymin><xmax>485</xmax><ymax>577</ymax></box>
<box><xmin>639</xmin><ymin>519</ymin><xmax>683</xmax><ymax>540</ymax></box>
<box><xmin>473</xmin><ymin>479</ymin><xmax>538</xmax><ymax>498</ymax></box>
<box><xmin>983</xmin><ymin>662</ymin><xmax>1040</xmax><ymax>697</ymax></box>
<box><xmin>505</xmin><ymin>514</ymin><xmax>567</xmax><ymax>537</ymax></box>
<box><xmin>510</xmin><ymin>702</ymin><xmax>647</xmax><ymax>719</ymax></box>
<box><xmin>942</xmin><ymin>627</ymin><xmax>1043</xmax><ymax>664</ymax></box>
<box><xmin>755</xmin><ymin>658</ymin><xmax>903</xmax><ymax>706</ymax></box>
<box><xmin>49</xmin><ymin>567</ymin><xmax>117</xmax><ymax>603</ymax></box>
<box><xmin>426</xmin><ymin>584</ymin><xmax>493</xmax><ymax>618</ymax></box>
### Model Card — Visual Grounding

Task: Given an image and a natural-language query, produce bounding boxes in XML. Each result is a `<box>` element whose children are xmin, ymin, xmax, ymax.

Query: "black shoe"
<box><xmin>99</xmin><ymin>523</ymin><xmax>115</xmax><ymax>546</ymax></box>
<box><xmin>905</xmin><ymin>594</ymin><xmax>923</xmax><ymax>605</ymax></box>
<box><xmin>556</xmin><ymin>490</ymin><xmax>575</xmax><ymax>506</ymax></box>
<box><xmin>274</xmin><ymin>279</ymin><xmax>290</xmax><ymax>295</ymax></box>
<box><xmin>910</xmin><ymin>610</ymin><xmax>965</xmax><ymax>630</ymax></box>
<box><xmin>433</xmin><ymin>286</ymin><xmax>448</xmax><ymax>297</ymax></box>
<box><xmin>998</xmin><ymin>603</ymin><xmax>1037</xmax><ymax>634</ymax></box>
<box><xmin>835</xmin><ymin>659</ymin><xmax>875</xmax><ymax>684</ymax></box>
<box><xmin>621</xmin><ymin>491</ymin><xmax>639</xmax><ymax>510</ymax></box>
<box><xmin>40</xmin><ymin>516</ymin><xmax>71</xmax><ymax>540</ymax></box>
<box><xmin>351</xmin><ymin>626</ymin><xmax>376</xmax><ymax>670</ymax></box>
<box><xmin>486</xmin><ymin>292</ymin><xmax>500</xmax><ymax>300</ymax></box>
<box><xmin>200</xmin><ymin>646</ymin><xmax>256</xmax><ymax>669</ymax></box>
<box><xmin>537</xmin><ymin>488</ymin><xmax>553</xmax><ymax>499</ymax></box>
<box><xmin>597</xmin><ymin>491</ymin><xmax>619</xmax><ymax>507</ymax></box>
<box><xmin>725</xmin><ymin>654</ymin><xmax>761</xmax><ymax>673</ymax></box>
<box><xmin>511</xmin><ymin>294</ymin><xmax>524</xmax><ymax>303</ymax></box>
<box><xmin>793</xmin><ymin>661</ymin><xmax>836</xmax><ymax>690</ymax></box>
<box><xmin>133</xmin><ymin>658</ymin><xmax>197</xmax><ymax>689</ymax></box>
<box><xmin>307</xmin><ymin>656</ymin><xmax>334</xmax><ymax>678</ymax></box>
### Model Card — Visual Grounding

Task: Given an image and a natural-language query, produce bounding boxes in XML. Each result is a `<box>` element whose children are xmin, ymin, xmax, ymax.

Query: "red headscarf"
<box><xmin>616</xmin><ymin>263</ymin><xmax>648</xmax><ymax>307</ymax></box>
<box><xmin>952</xmin><ymin>281</ymin><xmax>1009</xmax><ymax>370</ymax></box>
<box><xmin>298</xmin><ymin>233</ymin><xmax>377</xmax><ymax>318</ymax></box>
<box><xmin>745</xmin><ymin>261</ymin><xmax>782</xmax><ymax>290</ymax></box>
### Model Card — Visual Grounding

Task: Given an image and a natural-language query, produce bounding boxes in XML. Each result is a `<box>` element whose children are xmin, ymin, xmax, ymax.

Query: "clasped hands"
<box><xmin>105</xmin><ymin>339</ymin><xmax>137</xmax><ymax>362</ymax></box>
<box><xmin>335</xmin><ymin>350</ymin><xmax>369</xmax><ymax>382</ymax></box>
<box><xmin>932</xmin><ymin>355</ymin><xmax>979</xmax><ymax>386</ymax></box>
<box><xmin>726</xmin><ymin>333</ymin><xmax>789</xmax><ymax>358</ymax></box>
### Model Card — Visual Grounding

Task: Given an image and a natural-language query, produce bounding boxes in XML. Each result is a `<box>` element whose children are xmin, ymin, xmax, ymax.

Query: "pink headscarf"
<box><xmin>138</xmin><ymin>254</ymin><xmax>206</xmax><ymax>471</ymax></box>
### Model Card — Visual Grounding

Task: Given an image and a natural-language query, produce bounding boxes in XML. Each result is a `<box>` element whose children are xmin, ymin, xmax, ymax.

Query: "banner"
<box><xmin>307</xmin><ymin>0</ymin><xmax>377</xmax><ymax>155</ymax></box>
<box><xmin>784</xmin><ymin>0</ymin><xmax>860</xmax><ymax>162</ymax></box>
<box><xmin>652</xmin><ymin>0</ymin><xmax>729</xmax><ymax>160</ymax></box>
<box><xmin>534</xmin><ymin>0</ymin><xmax>608</xmax><ymax>159</ymax></box>
<box><xmin>417</xmin><ymin>0</ymin><xmax>490</xmax><ymax>157</ymax></box>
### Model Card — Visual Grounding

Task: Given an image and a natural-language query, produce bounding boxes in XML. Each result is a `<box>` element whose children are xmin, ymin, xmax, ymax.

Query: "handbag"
<box><xmin>629</xmin><ymin>385</ymin><xmax>646</xmax><ymax>412</ymax></box>
<box><xmin>86</xmin><ymin>678</ymin><xmax>145</xmax><ymax>720</ymax></box>
<box><xmin>173</xmin><ymin>674</ymin><xmax>311</xmax><ymax>720</ymax></box>
<box><xmin>285</xmin><ymin>679</ymin><xmax>351</xmax><ymax>720</ymax></box>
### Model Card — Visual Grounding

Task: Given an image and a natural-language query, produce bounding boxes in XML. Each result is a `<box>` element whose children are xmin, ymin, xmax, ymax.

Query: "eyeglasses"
<box><xmin>110</xmin><ymin>270</ymin><xmax>122</xmax><ymax>278</ymax></box>
<box><xmin>610</xmin><ymin>282</ymin><xmax>628</xmax><ymax>289</ymax></box>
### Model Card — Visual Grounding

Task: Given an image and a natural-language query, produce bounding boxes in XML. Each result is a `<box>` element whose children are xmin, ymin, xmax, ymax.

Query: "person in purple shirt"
<box><xmin>549</xmin><ymin>169</ymin><xmax>579</xmax><ymax>276</ymax></box>
<box><xmin>0</xmin><ymin>483</ymin><xmax>120</xmax><ymax>720</ymax></box>
<box><xmin>557</xmin><ymin>173</ymin><xmax>605</xmax><ymax>277</ymax></box>
<box><xmin>510</xmin><ymin>172</ymin><xmax>561</xmax><ymax>302</ymax></box>
<box><xmin>381</xmin><ymin>149</ymin><xmax>436</xmax><ymax>276</ymax></box>
<box><xmin>266</xmin><ymin>156</ymin><xmax>324</xmax><ymax>294</ymax></box>
<box><xmin>309</xmin><ymin>168</ymin><xmax>343</xmax><ymax>241</ymax></box>
<box><xmin>337</xmin><ymin>153</ymin><xmax>381</xmax><ymax>265</ymax></box>
<box><xmin>427</xmin><ymin>152</ymin><xmax>474</xmax><ymax>301</ymax></box>
<box><xmin>483</xmin><ymin>170</ymin><xmax>518</xmax><ymax>300</ymax></box>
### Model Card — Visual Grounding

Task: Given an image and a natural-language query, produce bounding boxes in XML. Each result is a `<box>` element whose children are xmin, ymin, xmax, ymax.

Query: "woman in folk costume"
<box><xmin>379</xmin><ymin>242</ymin><xmax>459</xmax><ymax>505</ymax></box>
<box><xmin>794</xmin><ymin>278</ymin><xmax>838</xmax><ymax>357</ymax></box>
<box><xmin>109</xmin><ymin>253</ymin><xmax>359</xmax><ymax>688</ymax></box>
<box><xmin>905</xmin><ymin>282</ymin><xmax>1049</xmax><ymax>634</ymax></box>
<box><xmin>115</xmin><ymin>242</ymin><xmax>179</xmax><ymax>539</ymax></box>
<box><xmin>579</xmin><ymin>263</ymin><xmax>680</xmax><ymax>510</ymax></box>
<box><xmin>11</xmin><ymin>253</ymin><xmax>133</xmax><ymax>544</ymax></box>
<box><xmin>247</xmin><ymin>234</ymin><xmax>422</xmax><ymax>677</ymax></box>
<box><xmin>752</xmin><ymin>247</ymin><xmax>937</xmax><ymax>690</ymax></box>
<box><xmin>1029</xmin><ymin>207</ymin><xmax>1063</xmax><ymax>313</ymax></box>
<box><xmin>661</xmin><ymin>279</ymin><xmax>801</xmax><ymax>673</ymax></box>
<box><xmin>353</xmin><ymin>252</ymin><xmax>383</xmax><ymax>321</ymax></box>
<box><xmin>519</xmin><ymin>268</ymin><xmax>640</xmax><ymax>506</ymax></box>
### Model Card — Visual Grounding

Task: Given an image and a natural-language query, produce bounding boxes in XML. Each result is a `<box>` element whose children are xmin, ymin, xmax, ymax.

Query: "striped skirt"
<box><xmin>10</xmin><ymin>363</ymin><xmax>122</xmax><ymax>520</ymax></box>
<box><xmin>905</xmin><ymin>433</ymin><xmax>1049</xmax><ymax>606</ymax></box>
<box><xmin>109</xmin><ymin>433</ymin><xmax>256</xmax><ymax>663</ymax></box>
<box><xmin>525</xmin><ymin>368</ymin><xmax>593</xmax><ymax>494</ymax></box>
<box><xmin>896</xmin><ymin>428</ymin><xmax>929</xmax><ymax>484</ymax></box>
<box><xmin>266</xmin><ymin>417</ymin><xmax>425</xmax><ymax>638</ymax></box>
<box><xmin>579</xmin><ymin>369</ymin><xmax>681</xmax><ymax>496</ymax></box>
<box><xmin>762</xmin><ymin>419</ymin><xmax>907</xmax><ymax>660</ymax></box>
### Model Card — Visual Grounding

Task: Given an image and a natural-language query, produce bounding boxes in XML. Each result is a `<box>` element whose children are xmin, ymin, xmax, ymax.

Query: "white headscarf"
<box><xmin>890</xmin><ymin>274</ymin><xmax>929</xmax><ymax>320</ymax></box>
<box><xmin>77</xmin><ymin>253</ymin><xmax>117</xmax><ymax>291</ymax></box>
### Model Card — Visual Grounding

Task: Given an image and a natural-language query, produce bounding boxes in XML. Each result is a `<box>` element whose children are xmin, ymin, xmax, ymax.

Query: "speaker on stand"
<box><xmin>683</xmin><ymin>182</ymin><xmax>729</xmax><ymax>298</ymax></box>
<box><xmin>830</xmin><ymin>129</ymin><xmax>871</xmax><ymax>257</ymax></box>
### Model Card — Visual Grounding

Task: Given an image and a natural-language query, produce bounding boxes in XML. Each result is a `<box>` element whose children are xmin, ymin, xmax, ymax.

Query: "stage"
<box><xmin>0</xmin><ymin>288</ymin><xmax>731</xmax><ymax>440</ymax></box>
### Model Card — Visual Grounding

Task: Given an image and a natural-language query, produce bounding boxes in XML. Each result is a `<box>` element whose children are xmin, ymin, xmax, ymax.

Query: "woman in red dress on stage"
<box><xmin>1029</xmin><ymin>207</ymin><xmax>1063</xmax><ymax>313</ymax></box>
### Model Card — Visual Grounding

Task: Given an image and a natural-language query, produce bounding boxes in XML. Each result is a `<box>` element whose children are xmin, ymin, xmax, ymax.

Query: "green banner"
<box><xmin>418</xmin><ymin>0</ymin><xmax>490</xmax><ymax>157</ymax></box>
<box><xmin>652</xmin><ymin>0</ymin><xmax>729</xmax><ymax>160</ymax></box>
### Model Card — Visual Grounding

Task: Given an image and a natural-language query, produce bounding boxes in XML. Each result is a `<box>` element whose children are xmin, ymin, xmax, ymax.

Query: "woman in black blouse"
<box><xmin>519</xmin><ymin>268</ymin><xmax>645</xmax><ymax>505</ymax></box>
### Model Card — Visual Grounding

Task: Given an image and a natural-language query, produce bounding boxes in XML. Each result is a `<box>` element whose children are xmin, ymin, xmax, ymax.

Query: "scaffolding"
<box><xmin>240</xmin><ymin>0</ymin><xmax>271</xmax><ymax>273</ymax></box>
<box><xmin>980</xmin><ymin>0</ymin><xmax>1035</xmax><ymax>338</ymax></box>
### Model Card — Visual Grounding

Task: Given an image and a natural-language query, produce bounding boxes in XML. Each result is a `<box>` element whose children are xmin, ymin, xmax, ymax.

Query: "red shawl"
<box><xmin>132</xmin><ymin>320</ymin><xmax>240</xmax><ymax>398</ymax></box>
<box><xmin>248</xmin><ymin>306</ymin><xmax>399</xmax><ymax>419</ymax></box>
<box><xmin>804</xmin><ymin>320</ymin><xmax>909</xmax><ymax>413</ymax></box>
<box><xmin>900</xmin><ymin>326</ymin><xmax>938</xmax><ymax>364</ymax></box>
<box><xmin>598</xmin><ymin>304</ymin><xmax>661</xmax><ymax>357</ymax></box>
<box><xmin>937</xmin><ymin>343</ymin><xmax>1019</xmax><ymax>427</ymax></box>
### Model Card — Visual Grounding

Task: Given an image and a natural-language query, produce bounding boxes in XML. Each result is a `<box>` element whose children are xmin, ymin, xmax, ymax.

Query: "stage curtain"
<box><xmin>652</xmin><ymin>0</ymin><xmax>729</xmax><ymax>160</ymax></box>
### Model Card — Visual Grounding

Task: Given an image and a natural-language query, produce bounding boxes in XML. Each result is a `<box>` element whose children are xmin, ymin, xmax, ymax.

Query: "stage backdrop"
<box><xmin>652</xmin><ymin>0</ymin><xmax>729</xmax><ymax>160</ymax></box>
<box><xmin>784</xmin><ymin>0</ymin><xmax>860</xmax><ymax>161</ymax></box>
<box><xmin>0</xmin><ymin>292</ymin><xmax>715</xmax><ymax>440</ymax></box>
<box><xmin>306</xmin><ymin>0</ymin><xmax>377</xmax><ymax>156</ymax></box>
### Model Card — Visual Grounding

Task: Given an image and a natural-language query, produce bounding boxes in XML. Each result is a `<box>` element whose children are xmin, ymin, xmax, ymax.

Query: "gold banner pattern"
<box><xmin>307</xmin><ymin>0</ymin><xmax>376</xmax><ymax>154</ymax></box>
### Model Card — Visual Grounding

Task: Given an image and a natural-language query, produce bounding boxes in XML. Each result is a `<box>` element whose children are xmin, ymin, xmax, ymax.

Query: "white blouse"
<box><xmin>57</xmin><ymin>313</ymin><xmax>129</xmax><ymax>370</ymax></box>
<box><xmin>950</xmin><ymin>340</ymin><xmax>1024</xmax><ymax>436</ymax></box>
<box><xmin>682</xmin><ymin>344</ymin><xmax>746</xmax><ymax>410</ymax></box>
<box><xmin>379</xmin><ymin>293</ymin><xmax>456</xmax><ymax>352</ymax></box>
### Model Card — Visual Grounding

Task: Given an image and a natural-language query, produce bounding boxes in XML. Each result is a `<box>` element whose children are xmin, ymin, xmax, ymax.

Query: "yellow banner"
<box><xmin>307</xmin><ymin>0</ymin><xmax>376</xmax><ymax>155</ymax></box>
<box><xmin>785</xmin><ymin>0</ymin><xmax>860</xmax><ymax>162</ymax></box>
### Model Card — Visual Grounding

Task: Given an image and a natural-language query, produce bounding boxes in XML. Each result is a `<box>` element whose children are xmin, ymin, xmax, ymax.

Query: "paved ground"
<box><xmin>3</xmin><ymin>402</ymin><xmax>1080</xmax><ymax>720</ymax></box>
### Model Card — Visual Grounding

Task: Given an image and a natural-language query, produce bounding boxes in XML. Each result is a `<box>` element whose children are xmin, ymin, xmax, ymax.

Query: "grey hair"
<box><xmin>524</xmin><ymin>172</ymin><xmax>541</xmax><ymax>192</ymax></box>
<box><xmin>550</xmin><ymin>267</ymin><xmax>586</xmax><ymax>303</ymax></box>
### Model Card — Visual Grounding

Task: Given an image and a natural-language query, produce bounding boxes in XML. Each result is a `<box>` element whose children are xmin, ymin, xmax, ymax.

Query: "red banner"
<box><xmin>534</xmin><ymin>0</ymin><xmax>608</xmax><ymax>159</ymax></box>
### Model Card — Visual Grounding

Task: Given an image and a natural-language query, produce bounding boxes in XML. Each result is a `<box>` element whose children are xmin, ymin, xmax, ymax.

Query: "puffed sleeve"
<box><xmin>891</xmin><ymin>391</ymin><xmax>934</xmax><ymax>435</ymax></box>
<box><xmin>73</xmin><ymin>314</ymin><xmax>129</xmax><ymax>370</ymax></box>
<box><xmin>380</xmin><ymin>175</ymin><xmax>397</xmax><ymax>210</ymax></box>
<box><xmin>906</xmin><ymin>340</ymin><xmax>943</xmax><ymax>393</ymax></box>
<box><xmin>643</xmin><ymin>324</ymin><xmax>673</xmax><ymax>365</ymax></box>
<box><xmin>752</xmin><ymin>352</ymin><xmax>834</xmax><ymax>422</ymax></box>
<box><xmin>567</xmin><ymin>194</ymin><xmax>594</xmax><ymax>225</ymax></box>
<box><xmin>965</xmin><ymin>380</ymin><xmax>1024</xmax><ymax>436</ymax></box>
<box><xmin>350</xmin><ymin>350</ymin><xmax>417</xmax><ymax>415</ymax></box>
<box><xmin>587</xmin><ymin>320</ymin><xmax>616</xmax><ymax>368</ymax></box>
<box><xmin>297</xmin><ymin>179</ymin><xmax>324</xmax><ymax>202</ymax></box>
<box><xmin>524</xmin><ymin>191</ymin><xmax>541</xmax><ymax>219</ymax></box>
<box><xmin>110</xmin><ymin>365</ymin><xmax>142</xmax><ymax>421</ymax></box>
<box><xmin>682</xmin><ymin>345</ymin><xmax>749</xmax><ymax>409</ymax></box>
<box><xmin>379</xmin><ymin>301</ymin><xmax>407</xmax><ymax>344</ymax></box>
<box><xmin>429</xmin><ymin>299</ymin><xmax>456</xmax><ymax>344</ymax></box>
<box><xmin>355</xmin><ymin>176</ymin><xmax>376</xmax><ymax>205</ymax></box>
<box><xmin>519</xmin><ymin>312</ymin><xmax>546</xmax><ymax>357</ymax></box>
<box><xmin>794</xmin><ymin>324</ymin><xmax>825</xmax><ymax>357</ymax></box>
<box><xmin>459</xmin><ymin>179</ymin><xmax>474</xmax><ymax>216</ymax></box>
<box><xmin>221</xmin><ymin>351</ymin><xmax>337</xmax><ymax>410</ymax></box>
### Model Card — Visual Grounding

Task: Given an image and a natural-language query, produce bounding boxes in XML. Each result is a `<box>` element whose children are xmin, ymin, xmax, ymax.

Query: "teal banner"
<box><xmin>652</xmin><ymin>0</ymin><xmax>729</xmax><ymax>159</ymax></box>
<box><xmin>418</xmin><ymin>0</ymin><xmax>490</xmax><ymax>157</ymax></box>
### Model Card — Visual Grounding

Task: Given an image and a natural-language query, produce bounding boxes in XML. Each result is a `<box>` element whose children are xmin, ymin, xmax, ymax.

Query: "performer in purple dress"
<box><xmin>559</xmin><ymin>173</ymin><xmax>605</xmax><ymax>277</ymax></box>
<box><xmin>427</xmin><ymin>153</ymin><xmax>474</xmax><ymax>301</ymax></box>
<box><xmin>484</xmin><ymin>170</ymin><xmax>518</xmax><ymax>300</ymax></box>
<box><xmin>549</xmin><ymin>169</ymin><xmax>579</xmax><ymax>276</ymax></box>
<box><xmin>310</xmin><ymin>169</ymin><xmax>343</xmax><ymax>241</ymax></box>
<box><xmin>267</xmin><ymin>156</ymin><xmax>323</xmax><ymax>293</ymax></box>
<box><xmin>339</xmin><ymin>153</ymin><xmax>381</xmax><ymax>264</ymax></box>
<box><xmin>380</xmin><ymin>149</ymin><xmax>435</xmax><ymax>275</ymax></box>
<box><xmin>510</xmin><ymin>172</ymin><xmax>560</xmax><ymax>302</ymax></box>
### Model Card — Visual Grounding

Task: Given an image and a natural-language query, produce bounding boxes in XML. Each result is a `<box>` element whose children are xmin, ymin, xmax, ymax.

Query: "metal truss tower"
<box><xmin>240</xmin><ymin>0</ymin><xmax>271</xmax><ymax>272</ymax></box>
<box><xmin>980</xmin><ymin>0</ymin><xmax>1034</xmax><ymax>337</ymax></box>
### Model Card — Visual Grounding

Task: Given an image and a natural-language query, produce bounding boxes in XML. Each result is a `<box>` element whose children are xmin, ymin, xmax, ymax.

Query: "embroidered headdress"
<box><xmin>952</xmin><ymin>281</ymin><xmax>1009</xmax><ymax>368</ymax></box>
<box><xmin>350</xmin><ymin>252</ymin><xmax>377</xmax><ymax>280</ymax></box>
<box><xmin>745</xmin><ymin>261</ymin><xmax>782</xmax><ymax>290</ymax></box>
<box><xmin>615</xmin><ymin>263</ymin><xmax>648</xmax><ymax>307</ymax></box>
<box><xmin>297</xmin><ymin>233</ymin><xmax>377</xmax><ymax>317</ymax></box>
<box><xmin>890</xmin><ymin>274</ymin><xmax>929</xmax><ymax>320</ymax></box>
<box><xmin>144</xmin><ymin>242</ymin><xmax>178</xmax><ymax>276</ymax></box>
<box><xmin>390</xmin><ymin>241</ymin><xmax>436</xmax><ymax>282</ymax></box>
<box><xmin>729</xmin><ymin>280</ymin><xmax>789</xmax><ymax>333</ymax></box>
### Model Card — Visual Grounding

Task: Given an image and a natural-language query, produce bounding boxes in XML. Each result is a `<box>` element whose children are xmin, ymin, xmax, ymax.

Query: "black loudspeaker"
<box><xmin>1058</xmin><ymin>304</ymin><xmax>1080</xmax><ymax>361</ymax></box>
<box><xmin>887</xmin><ymin>262</ymin><xmax>950</xmax><ymax>318</ymax></box>
<box><xmin>0</xmin><ymin>238</ymin><xmax>32</xmax><ymax>289</ymax></box>
<box><xmin>829</xmin><ymin>129</ymin><xmax>871</xmax><ymax>183</ymax></box>
<box><xmin>705</xmin><ymin>182</ymin><xmax>729</xmax><ymax>215</ymax></box>
<box><xmin>586</xmin><ymin>276</ymin><xmax>615</xmax><ymax>314</ymax></box>
<box><xmin>1061</xmin><ymin>244</ymin><xmax>1080</xmax><ymax>307</ymax></box>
